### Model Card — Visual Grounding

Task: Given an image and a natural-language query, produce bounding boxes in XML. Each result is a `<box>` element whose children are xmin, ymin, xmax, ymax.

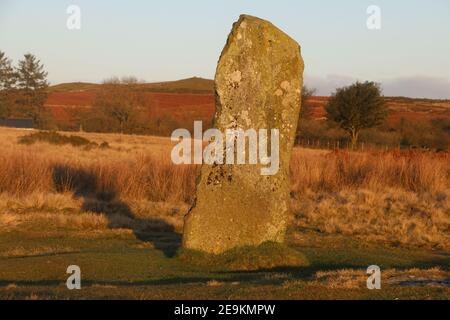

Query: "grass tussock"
<box><xmin>290</xmin><ymin>149</ymin><xmax>449</xmax><ymax>194</ymax></box>
<box><xmin>305</xmin><ymin>267</ymin><xmax>450</xmax><ymax>289</ymax></box>
<box><xmin>177</xmin><ymin>242</ymin><xmax>310</xmax><ymax>271</ymax></box>
<box><xmin>0</xmin><ymin>143</ymin><xmax>448</xmax><ymax>202</ymax></box>
<box><xmin>0</xmin><ymin>245</ymin><xmax>76</xmax><ymax>258</ymax></box>
<box><xmin>0</xmin><ymin>152</ymin><xmax>197</xmax><ymax>202</ymax></box>
<box><xmin>0</xmin><ymin>213</ymin><xmax>21</xmax><ymax>228</ymax></box>
<box><xmin>292</xmin><ymin>189</ymin><xmax>450</xmax><ymax>249</ymax></box>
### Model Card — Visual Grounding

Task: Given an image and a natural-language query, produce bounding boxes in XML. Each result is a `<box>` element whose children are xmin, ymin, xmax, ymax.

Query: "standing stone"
<box><xmin>183</xmin><ymin>15</ymin><xmax>304</xmax><ymax>254</ymax></box>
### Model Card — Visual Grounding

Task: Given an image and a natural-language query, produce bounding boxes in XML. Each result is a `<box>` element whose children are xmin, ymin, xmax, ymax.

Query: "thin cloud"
<box><xmin>382</xmin><ymin>76</ymin><xmax>450</xmax><ymax>99</ymax></box>
<box><xmin>305</xmin><ymin>74</ymin><xmax>356</xmax><ymax>96</ymax></box>
<box><xmin>305</xmin><ymin>75</ymin><xmax>450</xmax><ymax>99</ymax></box>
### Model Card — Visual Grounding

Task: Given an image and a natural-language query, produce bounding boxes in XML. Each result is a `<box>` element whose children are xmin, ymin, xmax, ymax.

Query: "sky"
<box><xmin>0</xmin><ymin>0</ymin><xmax>449</xmax><ymax>98</ymax></box>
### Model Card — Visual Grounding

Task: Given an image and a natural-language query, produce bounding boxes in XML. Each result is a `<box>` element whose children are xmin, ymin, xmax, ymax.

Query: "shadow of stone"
<box><xmin>3</xmin><ymin>271</ymin><xmax>449</xmax><ymax>290</ymax></box>
<box><xmin>52</xmin><ymin>165</ymin><xmax>181</xmax><ymax>258</ymax></box>
<box><xmin>52</xmin><ymin>165</ymin><xmax>97</xmax><ymax>198</ymax></box>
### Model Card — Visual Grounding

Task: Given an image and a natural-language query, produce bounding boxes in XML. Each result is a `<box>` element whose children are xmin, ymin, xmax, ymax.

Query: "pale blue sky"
<box><xmin>1</xmin><ymin>0</ymin><xmax>449</xmax><ymax>98</ymax></box>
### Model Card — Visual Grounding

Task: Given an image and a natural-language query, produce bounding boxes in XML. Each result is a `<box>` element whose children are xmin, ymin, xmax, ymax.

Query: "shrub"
<box><xmin>18</xmin><ymin>131</ymin><xmax>93</xmax><ymax>147</ymax></box>
<box><xmin>399</xmin><ymin>118</ymin><xmax>450</xmax><ymax>151</ymax></box>
<box><xmin>326</xmin><ymin>81</ymin><xmax>387</xmax><ymax>148</ymax></box>
<box><xmin>99</xmin><ymin>141</ymin><xmax>110</xmax><ymax>149</ymax></box>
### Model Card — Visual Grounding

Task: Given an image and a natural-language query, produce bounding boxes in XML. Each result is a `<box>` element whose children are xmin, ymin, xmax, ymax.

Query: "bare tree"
<box><xmin>93</xmin><ymin>77</ymin><xmax>148</xmax><ymax>134</ymax></box>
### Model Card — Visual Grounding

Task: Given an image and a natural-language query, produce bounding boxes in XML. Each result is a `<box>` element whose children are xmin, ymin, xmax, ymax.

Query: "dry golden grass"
<box><xmin>290</xmin><ymin>148</ymin><xmax>449</xmax><ymax>193</ymax></box>
<box><xmin>1</xmin><ymin>128</ymin><xmax>448</xmax><ymax>200</ymax></box>
<box><xmin>304</xmin><ymin>267</ymin><xmax>450</xmax><ymax>289</ymax></box>
<box><xmin>0</xmin><ymin>131</ymin><xmax>197</xmax><ymax>202</ymax></box>
<box><xmin>0</xmin><ymin>127</ymin><xmax>448</xmax><ymax>249</ymax></box>
<box><xmin>0</xmin><ymin>213</ymin><xmax>20</xmax><ymax>228</ymax></box>
<box><xmin>292</xmin><ymin>189</ymin><xmax>450</xmax><ymax>249</ymax></box>
<box><xmin>0</xmin><ymin>245</ymin><xmax>76</xmax><ymax>258</ymax></box>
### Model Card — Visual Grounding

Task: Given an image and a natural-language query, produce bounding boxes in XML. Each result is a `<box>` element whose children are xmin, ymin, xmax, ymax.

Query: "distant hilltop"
<box><xmin>49</xmin><ymin>77</ymin><xmax>450</xmax><ymax>104</ymax></box>
<box><xmin>49</xmin><ymin>77</ymin><xmax>214</xmax><ymax>94</ymax></box>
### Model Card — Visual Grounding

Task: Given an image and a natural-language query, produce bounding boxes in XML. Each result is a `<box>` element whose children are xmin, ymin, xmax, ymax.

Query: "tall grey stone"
<box><xmin>183</xmin><ymin>15</ymin><xmax>304</xmax><ymax>254</ymax></box>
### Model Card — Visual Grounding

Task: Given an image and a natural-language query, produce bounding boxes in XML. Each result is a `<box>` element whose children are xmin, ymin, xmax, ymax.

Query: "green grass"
<box><xmin>177</xmin><ymin>242</ymin><xmax>310</xmax><ymax>271</ymax></box>
<box><xmin>0</xmin><ymin>219</ymin><xmax>448</xmax><ymax>300</ymax></box>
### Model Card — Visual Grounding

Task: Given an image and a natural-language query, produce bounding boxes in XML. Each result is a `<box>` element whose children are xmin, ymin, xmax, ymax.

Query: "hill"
<box><xmin>48</xmin><ymin>77</ymin><xmax>214</xmax><ymax>94</ymax></box>
<box><xmin>45</xmin><ymin>78</ymin><xmax>450</xmax><ymax>133</ymax></box>
<box><xmin>140</xmin><ymin>77</ymin><xmax>214</xmax><ymax>93</ymax></box>
<box><xmin>307</xmin><ymin>96</ymin><xmax>450</xmax><ymax>124</ymax></box>
<box><xmin>48</xmin><ymin>82</ymin><xmax>99</xmax><ymax>93</ymax></box>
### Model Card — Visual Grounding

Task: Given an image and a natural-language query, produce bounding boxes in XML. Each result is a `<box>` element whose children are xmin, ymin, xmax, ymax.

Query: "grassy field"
<box><xmin>0</xmin><ymin>127</ymin><xmax>449</xmax><ymax>300</ymax></box>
